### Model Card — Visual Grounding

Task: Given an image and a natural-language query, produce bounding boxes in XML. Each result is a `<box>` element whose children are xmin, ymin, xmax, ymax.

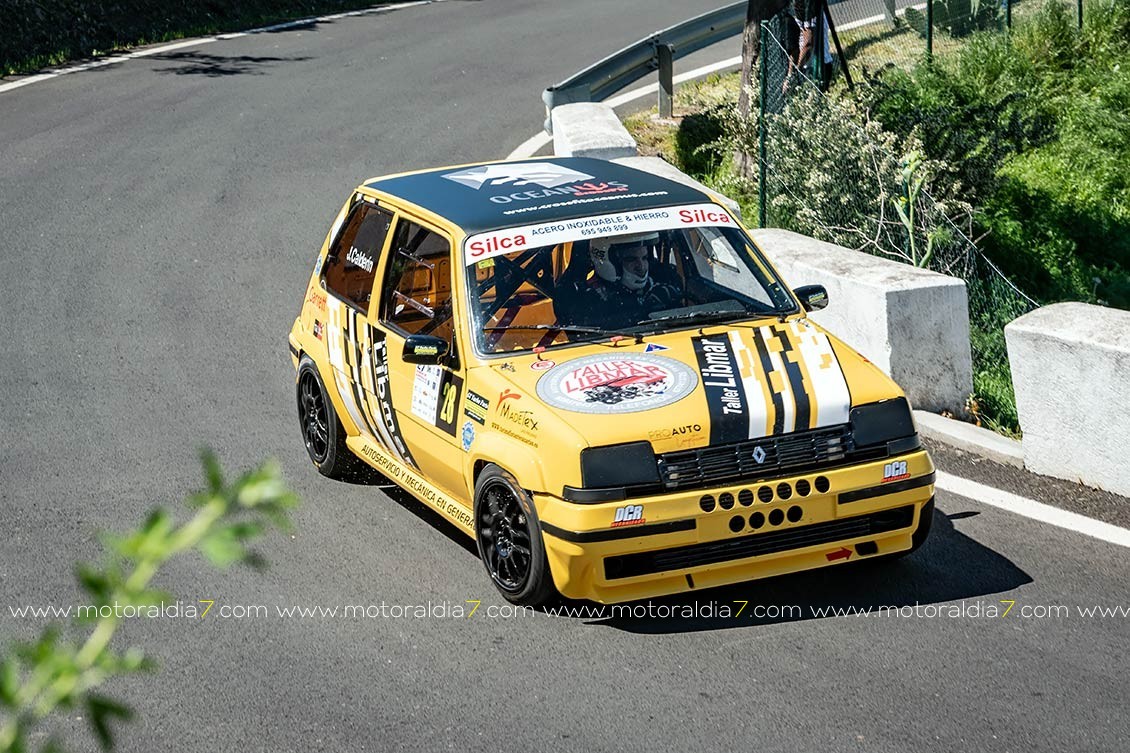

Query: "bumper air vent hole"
<box><xmin>796</xmin><ymin>479</ymin><xmax>811</xmax><ymax>496</ymax></box>
<box><xmin>738</xmin><ymin>489</ymin><xmax>754</xmax><ymax>507</ymax></box>
<box><xmin>776</xmin><ymin>482</ymin><xmax>793</xmax><ymax>500</ymax></box>
<box><xmin>815</xmin><ymin>476</ymin><xmax>831</xmax><ymax>494</ymax></box>
<box><xmin>729</xmin><ymin>515</ymin><xmax>745</xmax><ymax>533</ymax></box>
<box><xmin>768</xmin><ymin>509</ymin><xmax>785</xmax><ymax>526</ymax></box>
<box><xmin>758</xmin><ymin>485</ymin><xmax>773</xmax><ymax>503</ymax></box>
<box><xmin>787</xmin><ymin>506</ymin><xmax>803</xmax><ymax>523</ymax></box>
<box><xmin>699</xmin><ymin>495</ymin><xmax>716</xmax><ymax>513</ymax></box>
<box><xmin>719</xmin><ymin>492</ymin><xmax>735</xmax><ymax>510</ymax></box>
<box><xmin>750</xmin><ymin>512</ymin><xmax>766</xmax><ymax>530</ymax></box>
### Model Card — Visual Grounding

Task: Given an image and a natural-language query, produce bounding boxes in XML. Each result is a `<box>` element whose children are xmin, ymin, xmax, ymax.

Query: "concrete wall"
<box><xmin>550</xmin><ymin>103</ymin><xmax>637</xmax><ymax>160</ymax></box>
<box><xmin>1006</xmin><ymin>303</ymin><xmax>1130</xmax><ymax>496</ymax></box>
<box><xmin>751</xmin><ymin>229</ymin><xmax>973</xmax><ymax>414</ymax></box>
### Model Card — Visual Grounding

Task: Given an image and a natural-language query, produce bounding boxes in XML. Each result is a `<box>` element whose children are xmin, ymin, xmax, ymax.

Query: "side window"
<box><xmin>380</xmin><ymin>219</ymin><xmax>454</xmax><ymax>341</ymax></box>
<box><xmin>322</xmin><ymin>202</ymin><xmax>393</xmax><ymax>311</ymax></box>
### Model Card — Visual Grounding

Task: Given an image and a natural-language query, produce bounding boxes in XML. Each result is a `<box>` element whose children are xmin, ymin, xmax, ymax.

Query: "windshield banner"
<box><xmin>463</xmin><ymin>203</ymin><xmax>735</xmax><ymax>265</ymax></box>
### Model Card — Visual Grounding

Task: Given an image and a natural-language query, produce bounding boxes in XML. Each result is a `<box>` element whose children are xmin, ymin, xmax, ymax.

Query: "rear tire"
<box><xmin>474</xmin><ymin>464</ymin><xmax>558</xmax><ymax>608</ymax></box>
<box><xmin>296</xmin><ymin>355</ymin><xmax>361</xmax><ymax>479</ymax></box>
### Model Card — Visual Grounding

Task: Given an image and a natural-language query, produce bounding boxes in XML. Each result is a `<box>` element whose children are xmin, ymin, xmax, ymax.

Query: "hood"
<box><xmin>478</xmin><ymin>317</ymin><xmax>899</xmax><ymax>454</ymax></box>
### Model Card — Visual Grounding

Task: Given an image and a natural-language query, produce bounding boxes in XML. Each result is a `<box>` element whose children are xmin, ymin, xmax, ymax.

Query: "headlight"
<box><xmin>850</xmin><ymin>397</ymin><xmax>917</xmax><ymax>449</ymax></box>
<box><xmin>580</xmin><ymin>441</ymin><xmax>661</xmax><ymax>487</ymax></box>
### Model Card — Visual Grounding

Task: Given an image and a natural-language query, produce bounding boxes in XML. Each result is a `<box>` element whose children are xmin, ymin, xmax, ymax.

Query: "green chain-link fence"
<box><xmin>744</xmin><ymin>9</ymin><xmax>1043</xmax><ymax>431</ymax></box>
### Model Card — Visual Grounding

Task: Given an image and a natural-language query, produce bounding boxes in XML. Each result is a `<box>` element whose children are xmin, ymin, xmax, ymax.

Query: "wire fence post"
<box><xmin>1077</xmin><ymin>0</ymin><xmax>1084</xmax><ymax>29</ymax></box>
<box><xmin>812</xmin><ymin>3</ymin><xmax>825</xmax><ymax>87</ymax></box>
<box><xmin>1006</xmin><ymin>0</ymin><xmax>1012</xmax><ymax>30</ymax></box>
<box><xmin>758</xmin><ymin>21</ymin><xmax>769</xmax><ymax>229</ymax></box>
<box><xmin>657</xmin><ymin>42</ymin><xmax>675</xmax><ymax>119</ymax></box>
<box><xmin>926</xmin><ymin>0</ymin><xmax>934</xmax><ymax>57</ymax></box>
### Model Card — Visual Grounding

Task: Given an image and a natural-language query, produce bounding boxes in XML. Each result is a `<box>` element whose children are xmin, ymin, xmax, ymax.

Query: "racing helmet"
<box><xmin>590</xmin><ymin>231</ymin><xmax>659</xmax><ymax>292</ymax></box>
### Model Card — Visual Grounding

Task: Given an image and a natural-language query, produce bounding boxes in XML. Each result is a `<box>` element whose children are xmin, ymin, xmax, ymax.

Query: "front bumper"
<box><xmin>535</xmin><ymin>449</ymin><xmax>935</xmax><ymax>604</ymax></box>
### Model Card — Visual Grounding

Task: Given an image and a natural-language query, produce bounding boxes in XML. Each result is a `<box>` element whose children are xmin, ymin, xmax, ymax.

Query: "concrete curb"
<box><xmin>914</xmin><ymin>410</ymin><xmax>1024</xmax><ymax>468</ymax></box>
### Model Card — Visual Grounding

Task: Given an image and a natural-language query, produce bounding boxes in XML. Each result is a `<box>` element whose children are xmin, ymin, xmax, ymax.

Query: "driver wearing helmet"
<box><xmin>570</xmin><ymin>232</ymin><xmax>680</xmax><ymax>328</ymax></box>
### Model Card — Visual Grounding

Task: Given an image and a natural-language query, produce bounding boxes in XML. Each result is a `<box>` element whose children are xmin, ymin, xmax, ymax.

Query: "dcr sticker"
<box><xmin>535</xmin><ymin>353</ymin><xmax>697</xmax><ymax>414</ymax></box>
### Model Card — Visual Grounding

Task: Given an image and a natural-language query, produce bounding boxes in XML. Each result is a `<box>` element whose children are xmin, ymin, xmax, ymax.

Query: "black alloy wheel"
<box><xmin>473</xmin><ymin>464</ymin><xmax>557</xmax><ymax>607</ymax></box>
<box><xmin>477</xmin><ymin>477</ymin><xmax>533</xmax><ymax>592</ymax></box>
<box><xmin>295</xmin><ymin>355</ymin><xmax>359</xmax><ymax>479</ymax></box>
<box><xmin>299</xmin><ymin>370</ymin><xmax>329</xmax><ymax>464</ymax></box>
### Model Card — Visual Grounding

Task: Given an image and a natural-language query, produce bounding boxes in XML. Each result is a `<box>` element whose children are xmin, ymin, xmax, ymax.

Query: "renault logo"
<box><xmin>752</xmin><ymin>446</ymin><xmax>767</xmax><ymax>463</ymax></box>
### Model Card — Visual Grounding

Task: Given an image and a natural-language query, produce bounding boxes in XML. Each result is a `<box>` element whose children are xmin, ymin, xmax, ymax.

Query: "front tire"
<box><xmin>296</xmin><ymin>355</ymin><xmax>361</xmax><ymax>479</ymax></box>
<box><xmin>474</xmin><ymin>465</ymin><xmax>558</xmax><ymax>607</ymax></box>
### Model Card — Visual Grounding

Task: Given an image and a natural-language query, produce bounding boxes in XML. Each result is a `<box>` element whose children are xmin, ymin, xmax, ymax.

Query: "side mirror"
<box><xmin>793</xmin><ymin>284</ymin><xmax>829</xmax><ymax>312</ymax></box>
<box><xmin>402</xmin><ymin>334</ymin><xmax>449</xmax><ymax>365</ymax></box>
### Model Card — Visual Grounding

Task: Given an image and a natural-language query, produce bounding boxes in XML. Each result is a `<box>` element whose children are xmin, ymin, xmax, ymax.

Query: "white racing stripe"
<box><xmin>935</xmin><ymin>471</ymin><xmax>1130</xmax><ymax>549</ymax></box>
<box><xmin>0</xmin><ymin>1</ymin><xmax>446</xmax><ymax>96</ymax></box>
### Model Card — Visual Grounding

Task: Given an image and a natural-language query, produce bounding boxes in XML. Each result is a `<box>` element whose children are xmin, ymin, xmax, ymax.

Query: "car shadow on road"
<box><xmin>151</xmin><ymin>51</ymin><xmax>312</xmax><ymax>76</ymax></box>
<box><xmin>580</xmin><ymin>508</ymin><xmax>1033</xmax><ymax>634</ymax></box>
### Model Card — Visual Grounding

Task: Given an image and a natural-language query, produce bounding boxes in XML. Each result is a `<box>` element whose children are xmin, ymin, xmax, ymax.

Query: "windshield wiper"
<box><xmin>639</xmin><ymin>309</ymin><xmax>748</xmax><ymax>327</ymax></box>
<box><xmin>482</xmin><ymin>323</ymin><xmax>644</xmax><ymax>344</ymax></box>
<box><xmin>641</xmin><ymin>306</ymin><xmax>795</xmax><ymax>328</ymax></box>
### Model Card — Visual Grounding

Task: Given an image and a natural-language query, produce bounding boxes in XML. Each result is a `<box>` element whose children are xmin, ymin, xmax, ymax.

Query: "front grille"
<box><xmin>603</xmin><ymin>505</ymin><xmax>915</xmax><ymax>580</ymax></box>
<box><xmin>656</xmin><ymin>424</ymin><xmax>885</xmax><ymax>492</ymax></box>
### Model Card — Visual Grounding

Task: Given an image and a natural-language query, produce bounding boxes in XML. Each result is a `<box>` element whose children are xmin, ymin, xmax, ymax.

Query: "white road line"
<box><xmin>0</xmin><ymin>0</ymin><xmax>444</xmax><ymax>96</ymax></box>
<box><xmin>507</xmin><ymin>55</ymin><xmax>743</xmax><ymax>160</ymax></box>
<box><xmin>936</xmin><ymin>471</ymin><xmax>1130</xmax><ymax>549</ymax></box>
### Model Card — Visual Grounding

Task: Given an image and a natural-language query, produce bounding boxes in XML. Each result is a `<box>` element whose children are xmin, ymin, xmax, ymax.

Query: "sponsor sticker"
<box><xmin>612</xmin><ymin>505</ymin><xmax>645</xmax><ymax>528</ymax></box>
<box><xmin>535</xmin><ymin>353</ymin><xmax>697</xmax><ymax>415</ymax></box>
<box><xmin>464</xmin><ymin>390</ymin><xmax>490</xmax><ymax>425</ymax></box>
<box><xmin>644</xmin><ymin>343</ymin><xmax>668</xmax><ymax>353</ymax></box>
<box><xmin>312</xmin><ymin>320</ymin><xmax>323</xmax><ymax>340</ymax></box>
<box><xmin>530</xmin><ymin>359</ymin><xmax>555</xmax><ymax>371</ymax></box>
<box><xmin>313</xmin><ymin>254</ymin><xmax>324</xmax><ymax>275</ymax></box>
<box><xmin>461</xmin><ymin>420</ymin><xmax>475</xmax><ymax>452</ymax></box>
<box><xmin>306</xmin><ymin>289</ymin><xmax>327</xmax><ymax>312</ymax></box>
<box><xmin>346</xmin><ymin>246</ymin><xmax>374</xmax><ymax>273</ymax></box>
<box><xmin>411</xmin><ymin>366</ymin><xmax>462</xmax><ymax>437</ymax></box>
<box><xmin>463</xmin><ymin>202</ymin><xmax>734</xmax><ymax>265</ymax></box>
<box><xmin>443</xmin><ymin>162</ymin><xmax>596</xmax><ymax>191</ymax></box>
<box><xmin>883</xmin><ymin>460</ymin><xmax>910</xmax><ymax>483</ymax></box>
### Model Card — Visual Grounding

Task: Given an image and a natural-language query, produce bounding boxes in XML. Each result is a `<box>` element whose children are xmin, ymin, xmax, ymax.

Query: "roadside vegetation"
<box><xmin>626</xmin><ymin>0</ymin><xmax>1129</xmax><ymax>433</ymax></box>
<box><xmin>1</xmin><ymin>1</ymin><xmax>397</xmax><ymax>76</ymax></box>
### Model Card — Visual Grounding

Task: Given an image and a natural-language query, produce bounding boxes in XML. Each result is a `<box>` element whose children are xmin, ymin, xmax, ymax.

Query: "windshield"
<box><xmin>464</xmin><ymin>203</ymin><xmax>797</xmax><ymax>355</ymax></box>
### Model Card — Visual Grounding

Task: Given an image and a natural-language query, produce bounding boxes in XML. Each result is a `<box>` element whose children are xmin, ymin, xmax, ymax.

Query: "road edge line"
<box><xmin>935</xmin><ymin>471</ymin><xmax>1130</xmax><ymax>549</ymax></box>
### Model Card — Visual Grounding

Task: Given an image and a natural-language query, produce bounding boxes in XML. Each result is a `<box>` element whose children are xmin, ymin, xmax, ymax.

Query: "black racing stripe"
<box><xmin>344</xmin><ymin>310</ymin><xmax>381</xmax><ymax>440</ymax></box>
<box><xmin>370</xmin><ymin>334</ymin><xmax>418</xmax><ymax>469</ymax></box>
<box><xmin>838</xmin><ymin>472</ymin><xmax>936</xmax><ymax>505</ymax></box>
<box><xmin>693</xmin><ymin>334</ymin><xmax>748</xmax><ymax>444</ymax></box>
<box><xmin>774</xmin><ymin>326</ymin><xmax>810</xmax><ymax>431</ymax></box>
<box><xmin>541</xmin><ymin>518</ymin><xmax>696</xmax><ymax>543</ymax></box>
<box><xmin>288</xmin><ymin>343</ymin><xmax>300</xmax><ymax>358</ymax></box>
<box><xmin>752</xmin><ymin>328</ymin><xmax>785</xmax><ymax>435</ymax></box>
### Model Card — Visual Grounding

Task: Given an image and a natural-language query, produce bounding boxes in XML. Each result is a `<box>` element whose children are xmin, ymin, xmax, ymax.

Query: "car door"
<box><xmin>371</xmin><ymin>212</ymin><xmax>468</xmax><ymax>500</ymax></box>
<box><xmin>319</xmin><ymin>196</ymin><xmax>414</xmax><ymax>458</ymax></box>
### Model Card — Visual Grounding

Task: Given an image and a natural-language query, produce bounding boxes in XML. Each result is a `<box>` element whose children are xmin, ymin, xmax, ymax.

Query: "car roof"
<box><xmin>364</xmin><ymin>156</ymin><xmax>713</xmax><ymax>235</ymax></box>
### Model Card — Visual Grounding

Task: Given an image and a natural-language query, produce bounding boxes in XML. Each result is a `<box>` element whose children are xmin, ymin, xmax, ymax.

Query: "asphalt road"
<box><xmin>1</xmin><ymin>2</ymin><xmax>1127</xmax><ymax>751</ymax></box>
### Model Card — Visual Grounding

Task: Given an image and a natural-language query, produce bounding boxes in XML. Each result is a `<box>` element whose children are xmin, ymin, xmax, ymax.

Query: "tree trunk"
<box><xmin>736</xmin><ymin>0</ymin><xmax>790</xmax><ymax>179</ymax></box>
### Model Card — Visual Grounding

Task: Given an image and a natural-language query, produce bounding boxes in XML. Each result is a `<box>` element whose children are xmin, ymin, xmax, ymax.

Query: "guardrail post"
<box><xmin>926</xmin><ymin>0</ymin><xmax>934</xmax><ymax>57</ymax></box>
<box><xmin>758</xmin><ymin>21</ymin><xmax>768</xmax><ymax>229</ymax></box>
<box><xmin>657</xmin><ymin>43</ymin><xmax>675</xmax><ymax>119</ymax></box>
<box><xmin>542</xmin><ymin>84</ymin><xmax>592</xmax><ymax>134</ymax></box>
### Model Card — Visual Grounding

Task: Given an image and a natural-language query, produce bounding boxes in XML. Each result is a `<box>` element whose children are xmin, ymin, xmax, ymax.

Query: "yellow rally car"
<box><xmin>289</xmin><ymin>157</ymin><xmax>934</xmax><ymax>606</ymax></box>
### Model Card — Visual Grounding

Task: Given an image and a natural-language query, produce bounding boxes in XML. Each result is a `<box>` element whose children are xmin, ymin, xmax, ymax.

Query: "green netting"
<box><xmin>744</xmin><ymin>15</ymin><xmax>1040</xmax><ymax>432</ymax></box>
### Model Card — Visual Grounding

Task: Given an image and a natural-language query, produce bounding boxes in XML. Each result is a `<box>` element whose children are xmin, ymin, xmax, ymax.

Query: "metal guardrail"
<box><xmin>541</xmin><ymin>1</ymin><xmax>746</xmax><ymax>133</ymax></box>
